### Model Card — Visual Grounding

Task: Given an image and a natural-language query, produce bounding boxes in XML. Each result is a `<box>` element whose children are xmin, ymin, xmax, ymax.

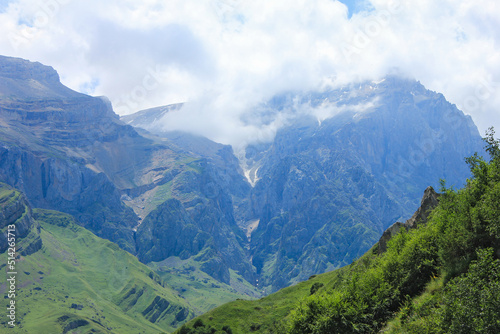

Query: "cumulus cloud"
<box><xmin>0</xmin><ymin>0</ymin><xmax>499</xmax><ymax>146</ymax></box>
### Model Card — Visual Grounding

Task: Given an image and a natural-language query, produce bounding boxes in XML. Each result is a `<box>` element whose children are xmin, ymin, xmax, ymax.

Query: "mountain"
<box><xmin>245</xmin><ymin>77</ymin><xmax>483</xmax><ymax>291</ymax></box>
<box><xmin>175</xmin><ymin>141</ymin><xmax>500</xmax><ymax>333</ymax></box>
<box><xmin>125</xmin><ymin>77</ymin><xmax>484</xmax><ymax>293</ymax></box>
<box><xmin>0</xmin><ymin>55</ymin><xmax>486</xmax><ymax>313</ymax></box>
<box><xmin>0</xmin><ymin>182</ymin><xmax>194</xmax><ymax>333</ymax></box>
<box><xmin>0</xmin><ymin>56</ymin><xmax>257</xmax><ymax>297</ymax></box>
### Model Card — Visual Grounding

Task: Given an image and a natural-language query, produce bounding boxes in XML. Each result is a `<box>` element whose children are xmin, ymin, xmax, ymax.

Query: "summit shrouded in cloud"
<box><xmin>0</xmin><ymin>0</ymin><xmax>499</xmax><ymax>146</ymax></box>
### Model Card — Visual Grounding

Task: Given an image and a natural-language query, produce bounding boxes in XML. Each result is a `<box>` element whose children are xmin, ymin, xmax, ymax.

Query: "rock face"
<box><xmin>0</xmin><ymin>60</ymin><xmax>141</xmax><ymax>251</ymax></box>
<box><xmin>377</xmin><ymin>186</ymin><xmax>440</xmax><ymax>253</ymax></box>
<box><xmin>405</xmin><ymin>186</ymin><xmax>441</xmax><ymax>229</ymax></box>
<box><xmin>240</xmin><ymin>77</ymin><xmax>483</xmax><ymax>291</ymax></box>
<box><xmin>135</xmin><ymin>161</ymin><xmax>254</xmax><ymax>284</ymax></box>
<box><xmin>0</xmin><ymin>183</ymin><xmax>42</xmax><ymax>255</ymax></box>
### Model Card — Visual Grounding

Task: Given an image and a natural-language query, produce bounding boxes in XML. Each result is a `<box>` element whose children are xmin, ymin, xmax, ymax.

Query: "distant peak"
<box><xmin>0</xmin><ymin>55</ymin><xmax>84</xmax><ymax>100</ymax></box>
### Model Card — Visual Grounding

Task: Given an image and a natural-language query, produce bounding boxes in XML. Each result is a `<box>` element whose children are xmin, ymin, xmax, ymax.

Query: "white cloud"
<box><xmin>0</xmin><ymin>0</ymin><xmax>499</xmax><ymax>145</ymax></box>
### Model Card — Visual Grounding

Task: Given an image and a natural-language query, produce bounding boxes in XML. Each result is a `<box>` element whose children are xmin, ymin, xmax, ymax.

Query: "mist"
<box><xmin>0</xmin><ymin>0</ymin><xmax>499</xmax><ymax>147</ymax></box>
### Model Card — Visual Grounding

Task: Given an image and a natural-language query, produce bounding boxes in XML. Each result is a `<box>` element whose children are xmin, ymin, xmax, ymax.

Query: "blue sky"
<box><xmin>338</xmin><ymin>0</ymin><xmax>373</xmax><ymax>18</ymax></box>
<box><xmin>0</xmin><ymin>0</ymin><xmax>12</xmax><ymax>13</ymax></box>
<box><xmin>0</xmin><ymin>0</ymin><xmax>499</xmax><ymax>146</ymax></box>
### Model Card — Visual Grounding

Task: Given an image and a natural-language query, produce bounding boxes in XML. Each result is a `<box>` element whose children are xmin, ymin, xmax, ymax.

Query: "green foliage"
<box><xmin>309</xmin><ymin>282</ymin><xmax>324</xmax><ymax>295</ymax></box>
<box><xmin>394</xmin><ymin>249</ymin><xmax>500</xmax><ymax>334</ymax></box>
<box><xmin>433</xmin><ymin>128</ymin><xmax>500</xmax><ymax>280</ymax></box>
<box><xmin>177</xmin><ymin>318</ymin><xmax>233</xmax><ymax>334</ymax></box>
<box><xmin>484</xmin><ymin>126</ymin><xmax>500</xmax><ymax>160</ymax></box>
<box><xmin>439</xmin><ymin>248</ymin><xmax>500</xmax><ymax>333</ymax></box>
<box><xmin>287</xmin><ymin>225</ymin><xmax>439</xmax><ymax>334</ymax></box>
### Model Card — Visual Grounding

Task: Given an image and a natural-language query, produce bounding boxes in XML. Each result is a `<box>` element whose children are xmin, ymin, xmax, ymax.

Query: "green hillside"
<box><xmin>148</xmin><ymin>260</ymin><xmax>259</xmax><ymax>316</ymax></box>
<box><xmin>0</xmin><ymin>206</ymin><xmax>195</xmax><ymax>333</ymax></box>
<box><xmin>176</xmin><ymin>129</ymin><xmax>500</xmax><ymax>334</ymax></box>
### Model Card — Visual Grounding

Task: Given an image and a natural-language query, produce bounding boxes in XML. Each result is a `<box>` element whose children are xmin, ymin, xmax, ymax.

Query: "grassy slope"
<box><xmin>173</xmin><ymin>268</ymin><xmax>345</xmax><ymax>334</ymax></box>
<box><xmin>0</xmin><ymin>209</ymin><xmax>194</xmax><ymax>334</ymax></box>
<box><xmin>149</xmin><ymin>260</ymin><xmax>259</xmax><ymax>316</ymax></box>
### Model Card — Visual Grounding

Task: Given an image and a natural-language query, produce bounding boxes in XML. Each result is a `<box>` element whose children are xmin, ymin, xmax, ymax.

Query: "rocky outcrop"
<box><xmin>377</xmin><ymin>186</ymin><xmax>441</xmax><ymax>254</ymax></box>
<box><xmin>405</xmin><ymin>186</ymin><xmax>441</xmax><ymax>229</ymax></box>
<box><xmin>0</xmin><ymin>183</ymin><xmax>42</xmax><ymax>255</ymax></box>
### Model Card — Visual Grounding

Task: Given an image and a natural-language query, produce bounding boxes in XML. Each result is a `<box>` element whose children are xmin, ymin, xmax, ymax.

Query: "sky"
<box><xmin>0</xmin><ymin>0</ymin><xmax>499</xmax><ymax>148</ymax></box>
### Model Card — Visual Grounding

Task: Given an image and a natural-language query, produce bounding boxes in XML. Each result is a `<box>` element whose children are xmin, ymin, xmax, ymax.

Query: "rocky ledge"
<box><xmin>377</xmin><ymin>186</ymin><xmax>440</xmax><ymax>254</ymax></box>
<box><xmin>0</xmin><ymin>183</ymin><xmax>42</xmax><ymax>255</ymax></box>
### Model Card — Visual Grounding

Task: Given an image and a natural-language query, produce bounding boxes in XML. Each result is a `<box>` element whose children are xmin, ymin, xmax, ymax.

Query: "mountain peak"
<box><xmin>0</xmin><ymin>55</ymin><xmax>83</xmax><ymax>99</ymax></box>
<box><xmin>0</xmin><ymin>55</ymin><xmax>59</xmax><ymax>82</ymax></box>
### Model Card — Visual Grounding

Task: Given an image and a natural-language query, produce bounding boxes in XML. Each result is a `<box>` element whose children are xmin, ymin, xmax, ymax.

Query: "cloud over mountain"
<box><xmin>1</xmin><ymin>0</ymin><xmax>499</xmax><ymax>146</ymax></box>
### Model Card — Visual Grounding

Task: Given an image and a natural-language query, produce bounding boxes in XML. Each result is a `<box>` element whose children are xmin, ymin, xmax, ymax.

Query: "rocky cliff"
<box><xmin>377</xmin><ymin>186</ymin><xmax>441</xmax><ymax>254</ymax></box>
<box><xmin>0</xmin><ymin>182</ymin><xmax>42</xmax><ymax>255</ymax></box>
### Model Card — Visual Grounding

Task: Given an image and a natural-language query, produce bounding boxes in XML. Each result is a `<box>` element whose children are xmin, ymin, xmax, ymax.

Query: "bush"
<box><xmin>309</xmin><ymin>282</ymin><xmax>324</xmax><ymax>295</ymax></box>
<box><xmin>439</xmin><ymin>248</ymin><xmax>500</xmax><ymax>334</ymax></box>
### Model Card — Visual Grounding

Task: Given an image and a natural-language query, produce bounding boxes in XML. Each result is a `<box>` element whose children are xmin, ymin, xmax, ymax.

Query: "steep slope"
<box><xmin>0</xmin><ymin>184</ymin><xmax>195</xmax><ymax>333</ymax></box>
<box><xmin>176</xmin><ymin>136</ymin><xmax>500</xmax><ymax>333</ymax></box>
<box><xmin>0</xmin><ymin>183</ymin><xmax>42</xmax><ymax>255</ymax></box>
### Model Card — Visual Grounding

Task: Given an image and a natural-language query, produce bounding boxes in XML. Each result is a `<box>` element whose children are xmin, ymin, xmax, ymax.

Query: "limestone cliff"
<box><xmin>0</xmin><ymin>183</ymin><xmax>42</xmax><ymax>255</ymax></box>
<box><xmin>377</xmin><ymin>186</ymin><xmax>441</xmax><ymax>254</ymax></box>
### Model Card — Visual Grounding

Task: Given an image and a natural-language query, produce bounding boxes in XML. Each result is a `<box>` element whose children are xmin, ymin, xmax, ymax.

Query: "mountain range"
<box><xmin>0</xmin><ymin>55</ymin><xmax>486</xmax><ymax>332</ymax></box>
